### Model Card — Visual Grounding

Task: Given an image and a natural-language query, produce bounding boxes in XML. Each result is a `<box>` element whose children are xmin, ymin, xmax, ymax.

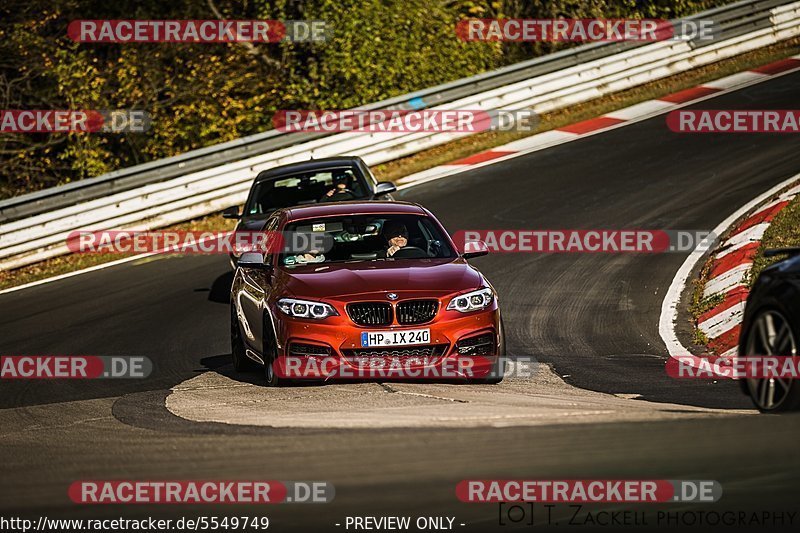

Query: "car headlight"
<box><xmin>277</xmin><ymin>298</ymin><xmax>338</xmax><ymax>319</ymax></box>
<box><xmin>447</xmin><ymin>287</ymin><xmax>494</xmax><ymax>313</ymax></box>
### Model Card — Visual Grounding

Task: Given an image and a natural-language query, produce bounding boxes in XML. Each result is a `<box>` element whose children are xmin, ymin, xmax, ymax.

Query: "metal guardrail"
<box><xmin>0</xmin><ymin>0</ymin><xmax>788</xmax><ymax>222</ymax></box>
<box><xmin>0</xmin><ymin>0</ymin><xmax>798</xmax><ymax>270</ymax></box>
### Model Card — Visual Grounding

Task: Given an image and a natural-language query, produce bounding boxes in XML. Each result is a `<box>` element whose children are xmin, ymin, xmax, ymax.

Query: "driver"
<box><xmin>321</xmin><ymin>172</ymin><xmax>355</xmax><ymax>202</ymax></box>
<box><xmin>380</xmin><ymin>222</ymin><xmax>408</xmax><ymax>258</ymax></box>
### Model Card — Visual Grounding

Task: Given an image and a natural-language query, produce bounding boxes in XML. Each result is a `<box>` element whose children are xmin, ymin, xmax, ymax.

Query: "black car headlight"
<box><xmin>277</xmin><ymin>298</ymin><xmax>338</xmax><ymax>319</ymax></box>
<box><xmin>447</xmin><ymin>287</ymin><xmax>494</xmax><ymax>313</ymax></box>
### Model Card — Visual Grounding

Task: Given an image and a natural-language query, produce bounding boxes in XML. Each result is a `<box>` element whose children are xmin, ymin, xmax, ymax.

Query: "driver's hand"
<box><xmin>326</xmin><ymin>189</ymin><xmax>335</xmax><ymax>197</ymax></box>
<box><xmin>387</xmin><ymin>245</ymin><xmax>401</xmax><ymax>257</ymax></box>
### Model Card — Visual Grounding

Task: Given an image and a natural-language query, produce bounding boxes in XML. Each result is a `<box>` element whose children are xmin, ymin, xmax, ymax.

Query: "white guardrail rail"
<box><xmin>1</xmin><ymin>0</ymin><xmax>799</xmax><ymax>270</ymax></box>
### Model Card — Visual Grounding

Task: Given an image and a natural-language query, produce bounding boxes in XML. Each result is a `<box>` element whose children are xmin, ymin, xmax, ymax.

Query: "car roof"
<box><xmin>256</xmin><ymin>156</ymin><xmax>364</xmax><ymax>180</ymax></box>
<box><xmin>284</xmin><ymin>201</ymin><xmax>426</xmax><ymax>221</ymax></box>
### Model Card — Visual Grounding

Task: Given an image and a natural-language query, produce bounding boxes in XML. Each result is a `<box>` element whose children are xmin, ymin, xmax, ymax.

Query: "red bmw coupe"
<box><xmin>230</xmin><ymin>201</ymin><xmax>504</xmax><ymax>385</ymax></box>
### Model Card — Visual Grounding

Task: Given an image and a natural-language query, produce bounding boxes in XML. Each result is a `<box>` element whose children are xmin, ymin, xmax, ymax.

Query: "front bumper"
<box><xmin>271</xmin><ymin>300</ymin><xmax>501</xmax><ymax>380</ymax></box>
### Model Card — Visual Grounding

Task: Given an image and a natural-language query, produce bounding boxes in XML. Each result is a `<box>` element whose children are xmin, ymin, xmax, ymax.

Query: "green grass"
<box><xmin>748</xmin><ymin>188</ymin><xmax>800</xmax><ymax>286</ymax></box>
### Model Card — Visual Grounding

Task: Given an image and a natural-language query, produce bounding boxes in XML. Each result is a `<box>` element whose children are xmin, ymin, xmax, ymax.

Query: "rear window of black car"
<box><xmin>245</xmin><ymin>167</ymin><xmax>369</xmax><ymax>215</ymax></box>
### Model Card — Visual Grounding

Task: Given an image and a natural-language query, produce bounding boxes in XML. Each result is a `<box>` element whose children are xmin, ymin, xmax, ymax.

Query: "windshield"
<box><xmin>280</xmin><ymin>214</ymin><xmax>456</xmax><ymax>268</ymax></box>
<box><xmin>244</xmin><ymin>166</ymin><xmax>369</xmax><ymax>215</ymax></box>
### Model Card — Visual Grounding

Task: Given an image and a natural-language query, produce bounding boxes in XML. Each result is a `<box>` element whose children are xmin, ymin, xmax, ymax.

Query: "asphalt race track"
<box><xmin>1</xmin><ymin>71</ymin><xmax>800</xmax><ymax>531</ymax></box>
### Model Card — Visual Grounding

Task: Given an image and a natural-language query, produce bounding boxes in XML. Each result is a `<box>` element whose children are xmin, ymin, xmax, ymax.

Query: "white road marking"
<box><xmin>698</xmin><ymin>300</ymin><xmax>747</xmax><ymax>339</ymax></box>
<box><xmin>701</xmin><ymin>71</ymin><xmax>767</xmax><ymax>89</ymax></box>
<box><xmin>604</xmin><ymin>100</ymin><xmax>674</xmax><ymax>120</ymax></box>
<box><xmin>715</xmin><ymin>223</ymin><xmax>770</xmax><ymax>259</ymax></box>
<box><xmin>703</xmin><ymin>263</ymin><xmax>752</xmax><ymax>298</ymax></box>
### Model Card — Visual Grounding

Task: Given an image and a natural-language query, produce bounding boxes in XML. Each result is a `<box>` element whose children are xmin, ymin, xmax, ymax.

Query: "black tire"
<box><xmin>263</xmin><ymin>318</ymin><xmax>287</xmax><ymax>387</ymax></box>
<box><xmin>470</xmin><ymin>321</ymin><xmax>506</xmax><ymax>385</ymax></box>
<box><xmin>743</xmin><ymin>308</ymin><xmax>800</xmax><ymax>412</ymax></box>
<box><xmin>231</xmin><ymin>306</ymin><xmax>254</xmax><ymax>372</ymax></box>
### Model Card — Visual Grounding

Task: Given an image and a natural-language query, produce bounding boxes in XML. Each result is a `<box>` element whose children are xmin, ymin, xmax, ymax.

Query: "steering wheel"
<box><xmin>390</xmin><ymin>246</ymin><xmax>427</xmax><ymax>259</ymax></box>
<box><xmin>320</xmin><ymin>190</ymin><xmax>356</xmax><ymax>202</ymax></box>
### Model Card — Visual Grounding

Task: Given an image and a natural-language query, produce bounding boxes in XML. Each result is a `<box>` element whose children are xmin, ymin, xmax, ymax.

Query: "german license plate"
<box><xmin>360</xmin><ymin>328</ymin><xmax>430</xmax><ymax>347</ymax></box>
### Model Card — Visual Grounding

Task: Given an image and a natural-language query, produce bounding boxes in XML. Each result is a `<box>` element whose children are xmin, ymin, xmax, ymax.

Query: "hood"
<box><xmin>280</xmin><ymin>259</ymin><xmax>484</xmax><ymax>299</ymax></box>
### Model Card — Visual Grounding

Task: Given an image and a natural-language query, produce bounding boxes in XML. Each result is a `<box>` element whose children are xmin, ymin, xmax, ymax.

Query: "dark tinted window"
<box><xmin>245</xmin><ymin>167</ymin><xmax>369</xmax><ymax>215</ymax></box>
<box><xmin>280</xmin><ymin>214</ymin><xmax>455</xmax><ymax>267</ymax></box>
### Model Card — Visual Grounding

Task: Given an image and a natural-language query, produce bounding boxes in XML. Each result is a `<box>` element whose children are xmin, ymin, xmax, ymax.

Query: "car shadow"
<box><xmin>204</xmin><ymin>270</ymin><xmax>234</xmax><ymax>304</ymax></box>
<box><xmin>199</xmin><ymin>354</ymin><xmax>266</xmax><ymax>386</ymax></box>
<box><xmin>200</xmin><ymin>353</ymin><xmax>327</xmax><ymax>387</ymax></box>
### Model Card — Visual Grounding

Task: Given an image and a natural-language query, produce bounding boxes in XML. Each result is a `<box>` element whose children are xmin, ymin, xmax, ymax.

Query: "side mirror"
<box><xmin>374</xmin><ymin>181</ymin><xmax>397</xmax><ymax>196</ymax></box>
<box><xmin>222</xmin><ymin>206</ymin><xmax>240</xmax><ymax>219</ymax></box>
<box><xmin>462</xmin><ymin>240</ymin><xmax>489</xmax><ymax>259</ymax></box>
<box><xmin>238</xmin><ymin>252</ymin><xmax>269</xmax><ymax>269</ymax></box>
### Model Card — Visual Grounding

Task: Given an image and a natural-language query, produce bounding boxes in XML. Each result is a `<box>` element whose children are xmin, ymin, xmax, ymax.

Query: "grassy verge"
<box><xmin>2</xmin><ymin>37</ymin><xmax>799</xmax><ymax>291</ymax></box>
<box><xmin>748</xmin><ymin>189</ymin><xmax>800</xmax><ymax>285</ymax></box>
<box><xmin>689</xmin><ymin>182</ymin><xmax>800</xmax><ymax>349</ymax></box>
